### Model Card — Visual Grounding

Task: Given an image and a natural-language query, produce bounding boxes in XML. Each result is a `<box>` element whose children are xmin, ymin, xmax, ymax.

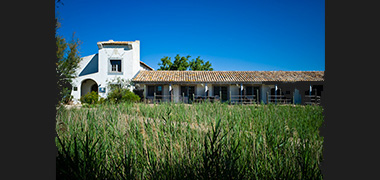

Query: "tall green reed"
<box><xmin>56</xmin><ymin>102</ymin><xmax>323</xmax><ymax>179</ymax></box>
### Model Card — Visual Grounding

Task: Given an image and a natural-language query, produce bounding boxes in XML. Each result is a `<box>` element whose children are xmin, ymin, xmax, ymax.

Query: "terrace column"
<box><xmin>205</xmin><ymin>83</ymin><xmax>208</xmax><ymax>96</ymax></box>
<box><xmin>275</xmin><ymin>84</ymin><xmax>278</xmax><ymax>104</ymax></box>
<box><xmin>143</xmin><ymin>84</ymin><xmax>147</xmax><ymax>103</ymax></box>
<box><xmin>240</xmin><ymin>83</ymin><xmax>243</xmax><ymax>104</ymax></box>
<box><xmin>309</xmin><ymin>85</ymin><xmax>312</xmax><ymax>96</ymax></box>
<box><xmin>169</xmin><ymin>84</ymin><xmax>172</xmax><ymax>102</ymax></box>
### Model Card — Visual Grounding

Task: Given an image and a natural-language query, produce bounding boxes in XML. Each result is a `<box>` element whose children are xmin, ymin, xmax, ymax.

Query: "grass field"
<box><xmin>56</xmin><ymin>102</ymin><xmax>324</xmax><ymax>179</ymax></box>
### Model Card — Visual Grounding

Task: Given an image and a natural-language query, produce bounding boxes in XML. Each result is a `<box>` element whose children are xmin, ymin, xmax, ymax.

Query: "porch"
<box><xmin>140</xmin><ymin>83</ymin><xmax>322</xmax><ymax>105</ymax></box>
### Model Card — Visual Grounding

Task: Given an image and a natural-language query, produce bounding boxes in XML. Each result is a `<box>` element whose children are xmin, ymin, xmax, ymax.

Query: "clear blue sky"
<box><xmin>56</xmin><ymin>0</ymin><xmax>325</xmax><ymax>71</ymax></box>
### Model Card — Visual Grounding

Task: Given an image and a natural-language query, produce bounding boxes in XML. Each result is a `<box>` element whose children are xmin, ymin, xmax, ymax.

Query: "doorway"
<box><xmin>214</xmin><ymin>86</ymin><xmax>228</xmax><ymax>102</ymax></box>
<box><xmin>81</xmin><ymin>79</ymin><xmax>98</xmax><ymax>97</ymax></box>
<box><xmin>180</xmin><ymin>86</ymin><xmax>195</xmax><ymax>103</ymax></box>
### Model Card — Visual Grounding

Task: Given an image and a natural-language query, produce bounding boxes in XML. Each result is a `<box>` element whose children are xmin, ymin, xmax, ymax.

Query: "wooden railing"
<box><xmin>267</xmin><ymin>94</ymin><xmax>293</xmax><ymax>104</ymax></box>
<box><xmin>145</xmin><ymin>94</ymin><xmax>219</xmax><ymax>104</ymax></box>
<box><xmin>304</xmin><ymin>95</ymin><xmax>321</xmax><ymax>105</ymax></box>
<box><xmin>193</xmin><ymin>95</ymin><xmax>218</xmax><ymax>103</ymax></box>
<box><xmin>145</xmin><ymin>95</ymin><xmax>171</xmax><ymax>103</ymax></box>
<box><xmin>145</xmin><ymin>92</ymin><xmax>321</xmax><ymax>105</ymax></box>
<box><xmin>230</xmin><ymin>95</ymin><xmax>258</xmax><ymax>104</ymax></box>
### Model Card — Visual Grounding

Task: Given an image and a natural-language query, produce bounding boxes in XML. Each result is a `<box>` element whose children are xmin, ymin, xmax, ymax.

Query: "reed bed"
<box><xmin>56</xmin><ymin>102</ymin><xmax>323</xmax><ymax>179</ymax></box>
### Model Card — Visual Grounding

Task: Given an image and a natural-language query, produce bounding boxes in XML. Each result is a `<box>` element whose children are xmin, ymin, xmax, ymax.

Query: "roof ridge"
<box><xmin>133</xmin><ymin>70</ymin><xmax>324</xmax><ymax>82</ymax></box>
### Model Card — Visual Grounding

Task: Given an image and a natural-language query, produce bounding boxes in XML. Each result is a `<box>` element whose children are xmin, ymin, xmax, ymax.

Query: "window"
<box><xmin>147</xmin><ymin>85</ymin><xmax>163</xmax><ymax>99</ymax></box>
<box><xmin>110</xmin><ymin>60</ymin><xmax>122</xmax><ymax>72</ymax></box>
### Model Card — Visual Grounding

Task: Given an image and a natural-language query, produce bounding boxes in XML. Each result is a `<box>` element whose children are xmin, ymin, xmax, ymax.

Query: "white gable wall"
<box><xmin>70</xmin><ymin>40</ymin><xmax>142</xmax><ymax>104</ymax></box>
<box><xmin>195</xmin><ymin>84</ymin><xmax>205</xmax><ymax>96</ymax></box>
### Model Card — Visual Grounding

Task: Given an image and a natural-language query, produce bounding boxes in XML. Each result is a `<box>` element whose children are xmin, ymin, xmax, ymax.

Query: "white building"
<box><xmin>71</xmin><ymin>40</ymin><xmax>324</xmax><ymax>105</ymax></box>
<box><xmin>70</xmin><ymin>40</ymin><xmax>153</xmax><ymax>104</ymax></box>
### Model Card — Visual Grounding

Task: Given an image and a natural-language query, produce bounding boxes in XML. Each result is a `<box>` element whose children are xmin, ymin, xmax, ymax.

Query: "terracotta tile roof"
<box><xmin>97</xmin><ymin>40</ymin><xmax>139</xmax><ymax>49</ymax></box>
<box><xmin>132</xmin><ymin>71</ymin><xmax>324</xmax><ymax>83</ymax></box>
<box><xmin>97</xmin><ymin>40</ymin><xmax>138</xmax><ymax>45</ymax></box>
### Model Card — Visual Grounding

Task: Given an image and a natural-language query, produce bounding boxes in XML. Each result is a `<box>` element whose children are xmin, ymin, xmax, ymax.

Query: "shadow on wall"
<box><xmin>79</xmin><ymin>54</ymin><xmax>98</xmax><ymax>76</ymax></box>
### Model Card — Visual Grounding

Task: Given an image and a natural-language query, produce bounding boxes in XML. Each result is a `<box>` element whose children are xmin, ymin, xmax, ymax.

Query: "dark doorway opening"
<box><xmin>214</xmin><ymin>86</ymin><xmax>228</xmax><ymax>102</ymax></box>
<box><xmin>245</xmin><ymin>86</ymin><xmax>260</xmax><ymax>102</ymax></box>
<box><xmin>81</xmin><ymin>79</ymin><xmax>98</xmax><ymax>97</ymax></box>
<box><xmin>181</xmin><ymin>86</ymin><xmax>195</xmax><ymax>103</ymax></box>
<box><xmin>91</xmin><ymin>84</ymin><xmax>98</xmax><ymax>93</ymax></box>
<box><xmin>147</xmin><ymin>85</ymin><xmax>163</xmax><ymax>100</ymax></box>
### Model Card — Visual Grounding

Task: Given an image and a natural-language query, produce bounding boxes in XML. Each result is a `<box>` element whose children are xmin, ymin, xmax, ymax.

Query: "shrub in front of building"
<box><xmin>80</xmin><ymin>91</ymin><xmax>100</xmax><ymax>105</ymax></box>
<box><xmin>106</xmin><ymin>88</ymin><xmax>140</xmax><ymax>103</ymax></box>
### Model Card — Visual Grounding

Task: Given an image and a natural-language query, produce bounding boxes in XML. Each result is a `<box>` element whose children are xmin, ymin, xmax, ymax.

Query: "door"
<box><xmin>147</xmin><ymin>85</ymin><xmax>163</xmax><ymax>100</ymax></box>
<box><xmin>188</xmin><ymin>86</ymin><xmax>195</xmax><ymax>101</ymax></box>
<box><xmin>246</xmin><ymin>86</ymin><xmax>260</xmax><ymax>102</ymax></box>
<box><xmin>147</xmin><ymin>86</ymin><xmax>155</xmax><ymax>97</ymax></box>
<box><xmin>91</xmin><ymin>84</ymin><xmax>98</xmax><ymax>93</ymax></box>
<box><xmin>214</xmin><ymin>86</ymin><xmax>228</xmax><ymax>102</ymax></box>
<box><xmin>180</xmin><ymin>86</ymin><xmax>195</xmax><ymax>103</ymax></box>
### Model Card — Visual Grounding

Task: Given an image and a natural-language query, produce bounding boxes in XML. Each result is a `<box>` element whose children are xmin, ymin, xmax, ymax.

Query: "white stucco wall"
<box><xmin>139</xmin><ymin>64</ymin><xmax>150</xmax><ymax>71</ymax></box>
<box><xmin>196</xmin><ymin>84</ymin><xmax>205</xmax><ymax>96</ymax></box>
<box><xmin>208</xmin><ymin>84</ymin><xmax>213</xmax><ymax>96</ymax></box>
<box><xmin>173</xmin><ymin>85</ymin><xmax>180</xmax><ymax>103</ymax></box>
<box><xmin>260</xmin><ymin>85</ymin><xmax>274</xmax><ymax>104</ymax></box>
<box><xmin>162</xmin><ymin>85</ymin><xmax>169</xmax><ymax>96</ymax></box>
<box><xmin>230</xmin><ymin>85</ymin><xmax>239</xmax><ymax>96</ymax></box>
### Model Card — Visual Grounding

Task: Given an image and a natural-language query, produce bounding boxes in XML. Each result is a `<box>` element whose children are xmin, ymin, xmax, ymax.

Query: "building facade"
<box><xmin>71</xmin><ymin>40</ymin><xmax>324</xmax><ymax>105</ymax></box>
<box><xmin>132</xmin><ymin>71</ymin><xmax>324</xmax><ymax>105</ymax></box>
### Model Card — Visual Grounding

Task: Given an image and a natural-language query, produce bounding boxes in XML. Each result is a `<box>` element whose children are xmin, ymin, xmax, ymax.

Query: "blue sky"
<box><xmin>56</xmin><ymin>0</ymin><xmax>325</xmax><ymax>71</ymax></box>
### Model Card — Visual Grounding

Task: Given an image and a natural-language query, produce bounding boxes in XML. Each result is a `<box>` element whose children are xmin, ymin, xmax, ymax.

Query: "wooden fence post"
<box><xmin>154</xmin><ymin>92</ymin><xmax>156</xmax><ymax>104</ymax></box>
<box><xmin>220</xmin><ymin>90</ymin><xmax>222</xmax><ymax>102</ymax></box>
<box><xmin>256</xmin><ymin>89</ymin><xmax>259</xmax><ymax>104</ymax></box>
<box><xmin>314</xmin><ymin>88</ymin><xmax>317</xmax><ymax>104</ymax></box>
<box><xmin>229</xmin><ymin>90</ymin><xmax>232</xmax><ymax>105</ymax></box>
<box><xmin>293</xmin><ymin>92</ymin><xmax>295</xmax><ymax>104</ymax></box>
<box><xmin>171</xmin><ymin>90</ymin><xmax>173</xmax><ymax>103</ymax></box>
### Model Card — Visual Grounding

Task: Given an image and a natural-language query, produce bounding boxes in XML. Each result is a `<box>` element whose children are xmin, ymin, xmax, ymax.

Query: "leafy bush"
<box><xmin>106</xmin><ymin>88</ymin><xmax>140</xmax><ymax>103</ymax></box>
<box><xmin>105</xmin><ymin>77</ymin><xmax>139</xmax><ymax>103</ymax></box>
<box><xmin>80</xmin><ymin>91</ymin><xmax>100</xmax><ymax>104</ymax></box>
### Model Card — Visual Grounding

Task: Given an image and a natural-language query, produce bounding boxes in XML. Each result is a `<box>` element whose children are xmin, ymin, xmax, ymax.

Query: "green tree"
<box><xmin>157</xmin><ymin>54</ymin><xmax>213</xmax><ymax>71</ymax></box>
<box><xmin>56</xmin><ymin>15</ymin><xmax>82</xmax><ymax>104</ymax></box>
<box><xmin>157</xmin><ymin>56</ymin><xmax>172</xmax><ymax>70</ymax></box>
<box><xmin>172</xmin><ymin>54</ymin><xmax>190</xmax><ymax>70</ymax></box>
<box><xmin>189</xmin><ymin>56</ymin><xmax>213</xmax><ymax>71</ymax></box>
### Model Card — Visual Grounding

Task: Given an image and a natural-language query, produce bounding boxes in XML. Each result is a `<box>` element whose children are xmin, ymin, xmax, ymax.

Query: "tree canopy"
<box><xmin>56</xmin><ymin>15</ymin><xmax>82</xmax><ymax>104</ymax></box>
<box><xmin>158</xmin><ymin>54</ymin><xmax>213</xmax><ymax>71</ymax></box>
<box><xmin>189</xmin><ymin>56</ymin><xmax>213</xmax><ymax>71</ymax></box>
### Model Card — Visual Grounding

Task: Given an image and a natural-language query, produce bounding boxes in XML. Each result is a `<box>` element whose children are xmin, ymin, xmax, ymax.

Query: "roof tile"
<box><xmin>132</xmin><ymin>71</ymin><xmax>324</xmax><ymax>83</ymax></box>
